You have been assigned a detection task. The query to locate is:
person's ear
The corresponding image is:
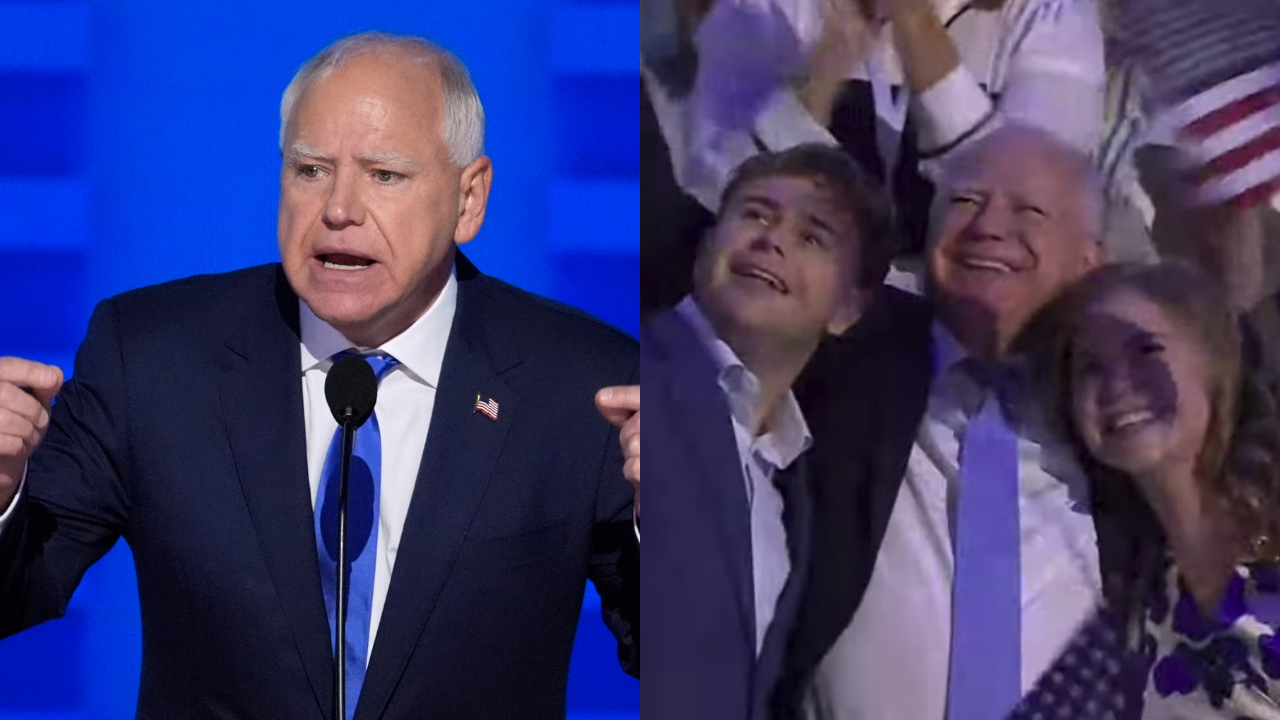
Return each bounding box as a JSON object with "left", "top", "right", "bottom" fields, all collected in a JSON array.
[
  {"left": 454, "top": 156, "right": 493, "bottom": 245},
  {"left": 1082, "top": 238, "right": 1103, "bottom": 272}
]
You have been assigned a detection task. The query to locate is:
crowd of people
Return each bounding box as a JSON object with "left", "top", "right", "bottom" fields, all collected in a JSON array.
[{"left": 643, "top": 0, "right": 1280, "bottom": 717}]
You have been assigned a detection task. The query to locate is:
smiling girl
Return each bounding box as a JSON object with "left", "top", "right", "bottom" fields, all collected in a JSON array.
[{"left": 1033, "top": 261, "right": 1280, "bottom": 717}]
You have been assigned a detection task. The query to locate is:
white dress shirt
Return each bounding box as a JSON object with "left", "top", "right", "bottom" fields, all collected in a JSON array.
[
  {"left": 300, "top": 269, "right": 456, "bottom": 664},
  {"left": 0, "top": 271, "right": 457, "bottom": 669},
  {"left": 0, "top": 475, "right": 21, "bottom": 531},
  {"left": 652, "top": 0, "right": 1105, "bottom": 211},
  {"left": 805, "top": 323, "right": 1102, "bottom": 720},
  {"left": 677, "top": 297, "right": 812, "bottom": 654}
]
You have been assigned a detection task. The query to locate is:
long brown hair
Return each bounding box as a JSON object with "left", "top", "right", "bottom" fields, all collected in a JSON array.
[{"left": 1026, "top": 262, "right": 1280, "bottom": 607}]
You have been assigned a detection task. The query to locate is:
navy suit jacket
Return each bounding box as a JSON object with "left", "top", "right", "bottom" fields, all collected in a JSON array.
[
  {"left": 642, "top": 308, "right": 812, "bottom": 720},
  {"left": 0, "top": 254, "right": 639, "bottom": 719}
]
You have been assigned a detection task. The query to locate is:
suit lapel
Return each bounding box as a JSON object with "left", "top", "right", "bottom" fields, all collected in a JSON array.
[
  {"left": 217, "top": 268, "right": 333, "bottom": 717},
  {"left": 781, "top": 290, "right": 935, "bottom": 716},
  {"left": 356, "top": 259, "right": 521, "bottom": 720},
  {"left": 652, "top": 309, "right": 757, "bottom": 646},
  {"left": 860, "top": 312, "right": 934, "bottom": 593}
]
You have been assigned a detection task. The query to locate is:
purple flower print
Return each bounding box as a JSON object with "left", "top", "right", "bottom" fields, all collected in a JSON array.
[
  {"left": 1152, "top": 637, "right": 1263, "bottom": 708},
  {"left": 1153, "top": 643, "right": 1200, "bottom": 696},
  {"left": 1173, "top": 574, "right": 1247, "bottom": 641}
]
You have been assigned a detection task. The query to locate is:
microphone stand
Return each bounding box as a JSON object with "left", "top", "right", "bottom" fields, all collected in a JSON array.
[{"left": 334, "top": 406, "right": 356, "bottom": 720}]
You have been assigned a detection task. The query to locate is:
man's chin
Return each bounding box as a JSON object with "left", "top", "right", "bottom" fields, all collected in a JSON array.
[
  {"left": 722, "top": 310, "right": 819, "bottom": 346},
  {"left": 937, "top": 277, "right": 1034, "bottom": 315},
  {"left": 300, "top": 292, "right": 384, "bottom": 333}
]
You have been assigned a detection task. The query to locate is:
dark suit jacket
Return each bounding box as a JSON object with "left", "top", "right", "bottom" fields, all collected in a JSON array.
[
  {"left": 642, "top": 307, "right": 812, "bottom": 720},
  {"left": 0, "top": 254, "right": 639, "bottom": 720}
]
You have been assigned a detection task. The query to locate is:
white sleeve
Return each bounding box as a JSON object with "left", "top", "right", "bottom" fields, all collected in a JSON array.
[
  {"left": 753, "top": 86, "right": 841, "bottom": 151},
  {"left": 915, "top": 0, "right": 1106, "bottom": 167},
  {"left": 0, "top": 466, "right": 27, "bottom": 536},
  {"left": 912, "top": 65, "right": 999, "bottom": 156}
]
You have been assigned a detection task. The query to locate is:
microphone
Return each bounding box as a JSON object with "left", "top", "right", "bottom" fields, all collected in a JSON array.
[
  {"left": 323, "top": 355, "right": 379, "bottom": 720},
  {"left": 326, "top": 355, "right": 377, "bottom": 429}
]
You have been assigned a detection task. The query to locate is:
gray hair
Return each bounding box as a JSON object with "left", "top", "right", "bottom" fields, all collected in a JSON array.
[{"left": 279, "top": 31, "right": 485, "bottom": 166}]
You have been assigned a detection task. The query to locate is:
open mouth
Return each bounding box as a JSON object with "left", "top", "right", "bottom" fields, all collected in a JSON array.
[
  {"left": 956, "top": 255, "right": 1017, "bottom": 274},
  {"left": 1103, "top": 408, "right": 1159, "bottom": 435},
  {"left": 318, "top": 253, "right": 375, "bottom": 271},
  {"left": 730, "top": 262, "right": 789, "bottom": 294}
]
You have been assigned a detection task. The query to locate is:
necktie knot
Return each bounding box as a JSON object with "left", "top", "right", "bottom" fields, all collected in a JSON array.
[
  {"left": 333, "top": 350, "right": 400, "bottom": 382},
  {"left": 960, "top": 357, "right": 1021, "bottom": 392},
  {"left": 957, "top": 357, "right": 1026, "bottom": 422}
]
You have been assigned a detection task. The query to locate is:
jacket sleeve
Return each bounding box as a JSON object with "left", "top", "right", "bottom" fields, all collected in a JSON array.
[
  {"left": 0, "top": 298, "right": 131, "bottom": 638},
  {"left": 587, "top": 353, "right": 641, "bottom": 678}
]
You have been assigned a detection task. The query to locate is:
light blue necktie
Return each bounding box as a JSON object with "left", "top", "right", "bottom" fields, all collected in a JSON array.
[
  {"left": 315, "top": 351, "right": 399, "bottom": 720},
  {"left": 947, "top": 364, "right": 1022, "bottom": 720}
]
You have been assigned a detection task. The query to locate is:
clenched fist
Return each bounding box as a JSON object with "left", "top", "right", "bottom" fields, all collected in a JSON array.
[
  {"left": 0, "top": 357, "right": 63, "bottom": 510},
  {"left": 595, "top": 385, "right": 640, "bottom": 510}
]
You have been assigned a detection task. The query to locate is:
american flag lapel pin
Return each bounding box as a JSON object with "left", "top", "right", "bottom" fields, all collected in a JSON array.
[{"left": 474, "top": 394, "right": 499, "bottom": 421}]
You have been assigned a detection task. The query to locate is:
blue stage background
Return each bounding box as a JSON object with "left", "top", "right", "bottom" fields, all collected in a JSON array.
[{"left": 0, "top": 1, "right": 637, "bottom": 717}]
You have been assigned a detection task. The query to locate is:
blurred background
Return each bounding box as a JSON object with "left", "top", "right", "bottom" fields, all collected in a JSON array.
[{"left": 0, "top": 0, "right": 637, "bottom": 717}]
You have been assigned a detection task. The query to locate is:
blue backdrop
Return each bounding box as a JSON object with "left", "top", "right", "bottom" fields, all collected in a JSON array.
[{"left": 0, "top": 1, "right": 638, "bottom": 717}]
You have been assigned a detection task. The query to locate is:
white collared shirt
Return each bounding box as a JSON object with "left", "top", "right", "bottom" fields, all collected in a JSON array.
[
  {"left": 805, "top": 322, "right": 1102, "bottom": 720},
  {"left": 676, "top": 296, "right": 812, "bottom": 654},
  {"left": 650, "top": 0, "right": 1105, "bottom": 212},
  {"left": 299, "top": 268, "right": 457, "bottom": 663}
]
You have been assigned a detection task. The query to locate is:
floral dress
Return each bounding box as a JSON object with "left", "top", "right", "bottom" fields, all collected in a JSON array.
[{"left": 1144, "top": 561, "right": 1280, "bottom": 719}]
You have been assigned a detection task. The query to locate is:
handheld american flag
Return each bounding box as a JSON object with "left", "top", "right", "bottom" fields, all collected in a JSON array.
[
  {"left": 474, "top": 394, "right": 499, "bottom": 421},
  {"left": 1119, "top": 0, "right": 1280, "bottom": 207}
]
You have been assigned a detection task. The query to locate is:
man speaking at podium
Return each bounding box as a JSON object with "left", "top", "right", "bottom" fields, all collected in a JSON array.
[{"left": 0, "top": 32, "right": 639, "bottom": 719}]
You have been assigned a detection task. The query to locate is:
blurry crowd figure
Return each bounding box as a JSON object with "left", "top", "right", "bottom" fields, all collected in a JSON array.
[
  {"left": 1100, "top": 0, "right": 1280, "bottom": 364},
  {"left": 642, "top": 0, "right": 1280, "bottom": 717}
]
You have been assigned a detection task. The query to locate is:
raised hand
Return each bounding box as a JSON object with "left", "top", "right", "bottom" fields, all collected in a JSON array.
[
  {"left": 798, "top": 0, "right": 879, "bottom": 125},
  {"left": 595, "top": 385, "right": 640, "bottom": 508},
  {"left": 0, "top": 357, "right": 63, "bottom": 511}
]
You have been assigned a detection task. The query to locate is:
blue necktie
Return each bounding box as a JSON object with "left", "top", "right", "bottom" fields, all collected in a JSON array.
[
  {"left": 315, "top": 351, "right": 399, "bottom": 720},
  {"left": 947, "top": 365, "right": 1022, "bottom": 720}
]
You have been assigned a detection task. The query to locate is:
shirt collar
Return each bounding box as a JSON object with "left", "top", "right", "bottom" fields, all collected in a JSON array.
[
  {"left": 676, "top": 296, "right": 812, "bottom": 469},
  {"left": 931, "top": 319, "right": 1043, "bottom": 431},
  {"left": 299, "top": 264, "right": 457, "bottom": 389},
  {"left": 676, "top": 295, "right": 741, "bottom": 377},
  {"left": 931, "top": 320, "right": 970, "bottom": 382}
]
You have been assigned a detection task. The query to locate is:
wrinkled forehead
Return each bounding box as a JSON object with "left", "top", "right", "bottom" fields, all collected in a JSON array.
[
  {"left": 945, "top": 136, "right": 1083, "bottom": 196},
  {"left": 959, "top": 126, "right": 1101, "bottom": 201},
  {"left": 292, "top": 51, "right": 445, "bottom": 133}
]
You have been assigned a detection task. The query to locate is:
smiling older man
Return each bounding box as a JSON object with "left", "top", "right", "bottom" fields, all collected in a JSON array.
[
  {"left": 0, "top": 32, "right": 638, "bottom": 720},
  {"left": 774, "top": 124, "right": 1138, "bottom": 720}
]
